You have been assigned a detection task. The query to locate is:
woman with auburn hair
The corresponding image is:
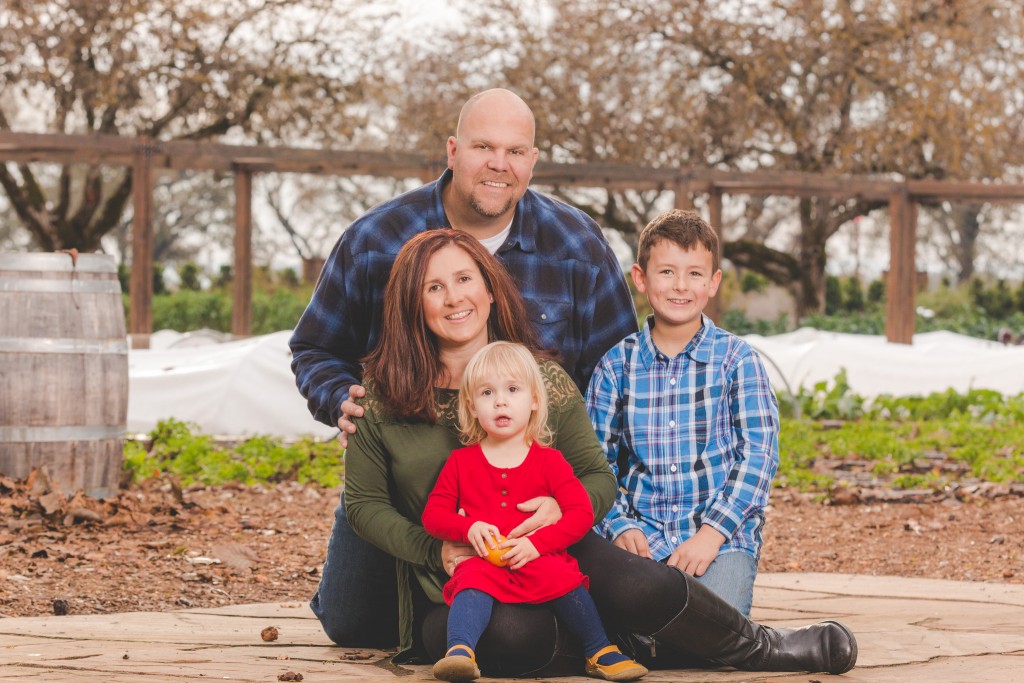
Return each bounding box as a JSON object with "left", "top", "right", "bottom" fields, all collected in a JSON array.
[
  {"left": 362, "top": 229, "right": 552, "bottom": 424},
  {"left": 332, "top": 229, "right": 856, "bottom": 678}
]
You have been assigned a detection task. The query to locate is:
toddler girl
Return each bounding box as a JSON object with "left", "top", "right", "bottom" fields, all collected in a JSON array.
[{"left": 422, "top": 341, "right": 647, "bottom": 682}]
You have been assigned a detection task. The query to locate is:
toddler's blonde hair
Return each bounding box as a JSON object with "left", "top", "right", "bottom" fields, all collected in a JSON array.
[{"left": 458, "top": 341, "right": 551, "bottom": 446}]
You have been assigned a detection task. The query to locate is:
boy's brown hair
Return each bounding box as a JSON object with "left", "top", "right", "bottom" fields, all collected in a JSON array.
[{"left": 636, "top": 209, "right": 721, "bottom": 273}]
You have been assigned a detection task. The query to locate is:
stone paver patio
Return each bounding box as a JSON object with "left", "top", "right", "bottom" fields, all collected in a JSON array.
[{"left": 2, "top": 572, "right": 1023, "bottom": 682}]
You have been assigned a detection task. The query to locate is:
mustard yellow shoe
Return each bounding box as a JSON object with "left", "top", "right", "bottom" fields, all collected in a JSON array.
[
  {"left": 584, "top": 645, "right": 649, "bottom": 681},
  {"left": 432, "top": 645, "right": 481, "bottom": 682}
]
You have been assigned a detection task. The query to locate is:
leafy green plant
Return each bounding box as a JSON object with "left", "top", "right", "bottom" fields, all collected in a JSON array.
[
  {"left": 123, "top": 419, "right": 344, "bottom": 487},
  {"left": 776, "top": 374, "right": 1024, "bottom": 493},
  {"left": 123, "top": 381, "right": 1022, "bottom": 499},
  {"left": 783, "top": 369, "right": 865, "bottom": 420}
]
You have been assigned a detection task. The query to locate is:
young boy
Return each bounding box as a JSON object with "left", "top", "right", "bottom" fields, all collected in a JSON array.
[{"left": 585, "top": 209, "right": 779, "bottom": 617}]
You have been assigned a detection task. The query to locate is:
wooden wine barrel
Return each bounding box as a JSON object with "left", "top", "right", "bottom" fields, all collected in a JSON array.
[{"left": 0, "top": 253, "right": 128, "bottom": 498}]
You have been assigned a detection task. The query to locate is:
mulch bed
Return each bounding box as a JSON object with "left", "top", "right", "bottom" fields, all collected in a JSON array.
[{"left": 1, "top": 467, "right": 1021, "bottom": 619}]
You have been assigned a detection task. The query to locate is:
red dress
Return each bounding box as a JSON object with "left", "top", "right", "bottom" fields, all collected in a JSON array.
[{"left": 421, "top": 442, "right": 595, "bottom": 605}]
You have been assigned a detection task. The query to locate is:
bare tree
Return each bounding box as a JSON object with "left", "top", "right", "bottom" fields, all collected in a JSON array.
[
  {"left": 0, "top": 0, "right": 394, "bottom": 251},
  {"left": 392, "top": 0, "right": 1024, "bottom": 315}
]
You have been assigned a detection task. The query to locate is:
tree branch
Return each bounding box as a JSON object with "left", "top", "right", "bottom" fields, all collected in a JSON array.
[{"left": 723, "top": 239, "right": 801, "bottom": 287}]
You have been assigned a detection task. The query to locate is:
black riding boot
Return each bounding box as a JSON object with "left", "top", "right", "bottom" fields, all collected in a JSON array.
[{"left": 636, "top": 571, "right": 857, "bottom": 674}]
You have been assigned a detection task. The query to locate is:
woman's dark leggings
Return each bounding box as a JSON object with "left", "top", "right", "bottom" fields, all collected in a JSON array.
[
  {"left": 420, "top": 532, "right": 689, "bottom": 676},
  {"left": 447, "top": 586, "right": 610, "bottom": 660}
]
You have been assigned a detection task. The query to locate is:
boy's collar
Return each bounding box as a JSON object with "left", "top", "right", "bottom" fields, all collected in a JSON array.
[{"left": 638, "top": 314, "right": 715, "bottom": 367}]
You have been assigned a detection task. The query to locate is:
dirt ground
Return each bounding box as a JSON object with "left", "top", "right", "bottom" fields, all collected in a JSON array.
[{"left": 1, "top": 470, "right": 1022, "bottom": 619}]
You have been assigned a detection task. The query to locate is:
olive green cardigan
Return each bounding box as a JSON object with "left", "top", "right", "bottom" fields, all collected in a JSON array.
[{"left": 344, "top": 360, "right": 616, "bottom": 651}]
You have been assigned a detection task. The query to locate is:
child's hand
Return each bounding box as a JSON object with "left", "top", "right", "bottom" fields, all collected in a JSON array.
[
  {"left": 498, "top": 536, "right": 539, "bottom": 570},
  {"left": 467, "top": 521, "right": 503, "bottom": 558},
  {"left": 667, "top": 526, "right": 726, "bottom": 577},
  {"left": 613, "top": 529, "right": 652, "bottom": 559}
]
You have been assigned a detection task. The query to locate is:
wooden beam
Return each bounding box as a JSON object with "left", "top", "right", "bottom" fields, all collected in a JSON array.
[
  {"left": 163, "top": 140, "right": 440, "bottom": 177},
  {"left": 906, "top": 178, "right": 1024, "bottom": 203},
  {"left": 6, "top": 132, "right": 1024, "bottom": 202},
  {"left": 886, "top": 190, "right": 917, "bottom": 344},
  {"left": 231, "top": 168, "right": 254, "bottom": 337},
  {"left": 129, "top": 141, "right": 155, "bottom": 348},
  {"left": 706, "top": 172, "right": 897, "bottom": 200},
  {"left": 7, "top": 130, "right": 1024, "bottom": 353}
]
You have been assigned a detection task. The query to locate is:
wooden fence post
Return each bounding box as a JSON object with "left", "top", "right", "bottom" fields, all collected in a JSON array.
[
  {"left": 886, "top": 188, "right": 917, "bottom": 344},
  {"left": 705, "top": 187, "right": 724, "bottom": 323},
  {"left": 129, "top": 139, "right": 155, "bottom": 348},
  {"left": 232, "top": 168, "right": 253, "bottom": 337},
  {"left": 674, "top": 179, "right": 694, "bottom": 210}
]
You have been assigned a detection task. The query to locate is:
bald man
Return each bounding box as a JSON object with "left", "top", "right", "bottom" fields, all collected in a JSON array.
[{"left": 290, "top": 89, "right": 637, "bottom": 648}]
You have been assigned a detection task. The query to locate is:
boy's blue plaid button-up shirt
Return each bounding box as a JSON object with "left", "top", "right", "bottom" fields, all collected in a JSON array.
[
  {"left": 289, "top": 170, "right": 637, "bottom": 427},
  {"left": 586, "top": 315, "right": 779, "bottom": 560}
]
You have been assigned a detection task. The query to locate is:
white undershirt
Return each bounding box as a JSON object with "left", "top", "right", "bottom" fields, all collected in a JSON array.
[{"left": 476, "top": 220, "right": 513, "bottom": 255}]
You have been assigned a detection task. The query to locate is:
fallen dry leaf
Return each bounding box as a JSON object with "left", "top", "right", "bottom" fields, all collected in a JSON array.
[
  {"left": 277, "top": 672, "right": 303, "bottom": 682},
  {"left": 38, "top": 491, "right": 65, "bottom": 515},
  {"left": 211, "top": 542, "right": 259, "bottom": 572},
  {"left": 64, "top": 508, "right": 103, "bottom": 525},
  {"left": 261, "top": 626, "right": 279, "bottom": 642},
  {"left": 338, "top": 652, "right": 374, "bottom": 661}
]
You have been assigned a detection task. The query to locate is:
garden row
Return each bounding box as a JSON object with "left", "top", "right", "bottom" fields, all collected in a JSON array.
[{"left": 124, "top": 378, "right": 1024, "bottom": 496}]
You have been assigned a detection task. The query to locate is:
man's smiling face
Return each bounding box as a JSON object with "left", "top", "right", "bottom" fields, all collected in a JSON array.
[{"left": 445, "top": 90, "right": 539, "bottom": 226}]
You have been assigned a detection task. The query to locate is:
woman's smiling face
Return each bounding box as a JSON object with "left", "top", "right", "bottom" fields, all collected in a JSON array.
[{"left": 421, "top": 244, "right": 493, "bottom": 352}]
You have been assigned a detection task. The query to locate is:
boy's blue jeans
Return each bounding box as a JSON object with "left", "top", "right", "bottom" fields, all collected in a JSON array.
[{"left": 692, "top": 551, "right": 758, "bottom": 617}]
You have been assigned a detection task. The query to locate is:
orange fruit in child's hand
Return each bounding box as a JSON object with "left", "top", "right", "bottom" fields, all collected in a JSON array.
[{"left": 483, "top": 535, "right": 509, "bottom": 567}]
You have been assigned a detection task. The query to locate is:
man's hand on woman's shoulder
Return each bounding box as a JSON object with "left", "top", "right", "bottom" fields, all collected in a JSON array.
[{"left": 337, "top": 384, "right": 366, "bottom": 448}]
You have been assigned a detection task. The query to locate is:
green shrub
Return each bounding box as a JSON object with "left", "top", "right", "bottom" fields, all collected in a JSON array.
[
  {"left": 740, "top": 271, "right": 768, "bottom": 294},
  {"left": 178, "top": 262, "right": 203, "bottom": 291},
  {"left": 123, "top": 286, "right": 313, "bottom": 334},
  {"left": 867, "top": 279, "right": 885, "bottom": 305},
  {"left": 251, "top": 288, "right": 312, "bottom": 335},
  {"left": 718, "top": 310, "right": 791, "bottom": 337},
  {"left": 152, "top": 290, "right": 232, "bottom": 332},
  {"left": 843, "top": 275, "right": 865, "bottom": 312},
  {"left": 824, "top": 275, "right": 842, "bottom": 315}
]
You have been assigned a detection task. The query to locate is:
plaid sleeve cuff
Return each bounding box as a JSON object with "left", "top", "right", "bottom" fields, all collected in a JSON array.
[{"left": 700, "top": 503, "right": 742, "bottom": 541}]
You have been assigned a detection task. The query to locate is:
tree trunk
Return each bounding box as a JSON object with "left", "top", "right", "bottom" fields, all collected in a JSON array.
[
  {"left": 950, "top": 203, "right": 982, "bottom": 284},
  {"left": 795, "top": 198, "right": 830, "bottom": 318}
]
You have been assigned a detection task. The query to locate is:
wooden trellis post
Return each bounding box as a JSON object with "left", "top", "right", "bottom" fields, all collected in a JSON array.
[
  {"left": 232, "top": 167, "right": 254, "bottom": 337},
  {"left": 886, "top": 188, "right": 918, "bottom": 344},
  {"left": 673, "top": 178, "right": 695, "bottom": 210},
  {"left": 129, "top": 140, "right": 155, "bottom": 349},
  {"left": 706, "top": 187, "right": 724, "bottom": 323}
]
